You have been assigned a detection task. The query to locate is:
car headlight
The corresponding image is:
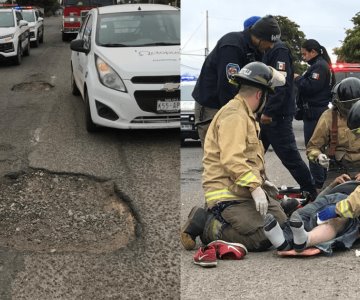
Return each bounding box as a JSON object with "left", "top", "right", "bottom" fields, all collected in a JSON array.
[
  {"left": 181, "top": 101, "right": 195, "bottom": 112},
  {"left": 0, "top": 33, "right": 14, "bottom": 41},
  {"left": 95, "top": 55, "right": 126, "bottom": 92}
]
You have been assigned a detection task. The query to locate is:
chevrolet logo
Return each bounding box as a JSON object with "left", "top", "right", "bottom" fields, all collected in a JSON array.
[{"left": 162, "top": 82, "right": 180, "bottom": 92}]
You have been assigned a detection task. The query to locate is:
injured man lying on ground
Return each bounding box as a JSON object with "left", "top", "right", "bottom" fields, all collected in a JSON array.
[{"left": 264, "top": 176, "right": 360, "bottom": 256}]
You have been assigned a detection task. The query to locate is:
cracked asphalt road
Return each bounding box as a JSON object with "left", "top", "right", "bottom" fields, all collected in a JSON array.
[{"left": 0, "top": 16, "right": 180, "bottom": 299}]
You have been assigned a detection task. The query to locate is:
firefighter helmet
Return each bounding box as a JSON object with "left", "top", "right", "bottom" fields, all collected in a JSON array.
[
  {"left": 347, "top": 99, "right": 360, "bottom": 131},
  {"left": 231, "top": 61, "right": 285, "bottom": 93},
  {"left": 332, "top": 77, "right": 360, "bottom": 117}
]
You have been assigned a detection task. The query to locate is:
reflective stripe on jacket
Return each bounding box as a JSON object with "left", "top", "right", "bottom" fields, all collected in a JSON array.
[
  {"left": 335, "top": 186, "right": 360, "bottom": 218},
  {"left": 202, "top": 95, "right": 265, "bottom": 208},
  {"left": 306, "top": 108, "right": 360, "bottom": 162}
]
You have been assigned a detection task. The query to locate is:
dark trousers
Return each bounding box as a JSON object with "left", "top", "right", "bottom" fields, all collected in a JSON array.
[
  {"left": 194, "top": 102, "right": 218, "bottom": 148},
  {"left": 303, "top": 106, "right": 328, "bottom": 189},
  {"left": 220, "top": 197, "right": 287, "bottom": 251},
  {"left": 261, "top": 116, "right": 316, "bottom": 194}
]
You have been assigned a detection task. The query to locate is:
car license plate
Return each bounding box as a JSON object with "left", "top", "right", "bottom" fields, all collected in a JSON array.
[
  {"left": 181, "top": 124, "right": 192, "bottom": 130},
  {"left": 157, "top": 99, "right": 180, "bottom": 112}
]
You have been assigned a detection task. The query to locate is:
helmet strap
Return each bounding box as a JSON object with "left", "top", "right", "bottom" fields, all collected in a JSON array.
[{"left": 254, "top": 89, "right": 268, "bottom": 114}]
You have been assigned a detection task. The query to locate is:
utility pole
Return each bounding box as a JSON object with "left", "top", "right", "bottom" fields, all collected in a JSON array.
[{"left": 205, "top": 10, "right": 209, "bottom": 57}]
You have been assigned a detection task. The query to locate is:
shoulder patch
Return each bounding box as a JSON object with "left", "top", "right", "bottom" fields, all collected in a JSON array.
[
  {"left": 226, "top": 63, "right": 240, "bottom": 80},
  {"left": 311, "top": 72, "right": 320, "bottom": 80},
  {"left": 276, "top": 61, "right": 286, "bottom": 71}
]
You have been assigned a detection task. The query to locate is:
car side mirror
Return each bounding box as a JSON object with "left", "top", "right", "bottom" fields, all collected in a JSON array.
[
  {"left": 19, "top": 20, "right": 28, "bottom": 27},
  {"left": 38, "top": 17, "right": 44, "bottom": 22},
  {"left": 70, "top": 39, "right": 90, "bottom": 54}
]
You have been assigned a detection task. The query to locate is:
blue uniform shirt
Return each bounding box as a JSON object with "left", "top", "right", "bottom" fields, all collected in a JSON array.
[
  {"left": 192, "top": 29, "right": 262, "bottom": 109},
  {"left": 294, "top": 55, "right": 332, "bottom": 108},
  {"left": 262, "top": 41, "right": 296, "bottom": 118}
]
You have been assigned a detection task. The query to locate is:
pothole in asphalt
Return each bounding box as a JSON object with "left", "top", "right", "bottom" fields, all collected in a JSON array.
[
  {"left": 0, "top": 170, "right": 136, "bottom": 253},
  {"left": 11, "top": 81, "right": 54, "bottom": 92}
]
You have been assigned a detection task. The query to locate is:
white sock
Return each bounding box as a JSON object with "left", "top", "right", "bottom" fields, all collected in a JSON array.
[
  {"left": 264, "top": 214, "right": 290, "bottom": 251},
  {"left": 290, "top": 211, "right": 308, "bottom": 252}
]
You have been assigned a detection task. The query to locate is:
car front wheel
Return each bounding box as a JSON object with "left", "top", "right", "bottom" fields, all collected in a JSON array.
[
  {"left": 84, "top": 90, "right": 98, "bottom": 133},
  {"left": 71, "top": 69, "right": 80, "bottom": 96},
  {"left": 33, "top": 32, "right": 40, "bottom": 47},
  {"left": 39, "top": 29, "right": 44, "bottom": 43},
  {"left": 14, "top": 42, "right": 22, "bottom": 65},
  {"left": 23, "top": 38, "right": 30, "bottom": 56}
]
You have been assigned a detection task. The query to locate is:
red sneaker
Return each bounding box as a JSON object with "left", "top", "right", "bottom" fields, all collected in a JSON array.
[
  {"left": 193, "top": 245, "right": 217, "bottom": 267},
  {"left": 208, "top": 240, "right": 248, "bottom": 260}
]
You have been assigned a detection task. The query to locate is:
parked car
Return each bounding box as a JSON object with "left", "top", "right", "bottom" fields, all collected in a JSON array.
[
  {"left": 19, "top": 6, "right": 44, "bottom": 47},
  {"left": 332, "top": 63, "right": 360, "bottom": 82},
  {"left": 0, "top": 6, "right": 30, "bottom": 65},
  {"left": 70, "top": 3, "right": 180, "bottom": 132},
  {"left": 181, "top": 81, "right": 199, "bottom": 145}
]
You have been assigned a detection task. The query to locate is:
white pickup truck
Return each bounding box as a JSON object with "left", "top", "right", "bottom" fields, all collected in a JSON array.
[
  {"left": 20, "top": 6, "right": 44, "bottom": 47},
  {"left": 0, "top": 7, "right": 30, "bottom": 65}
]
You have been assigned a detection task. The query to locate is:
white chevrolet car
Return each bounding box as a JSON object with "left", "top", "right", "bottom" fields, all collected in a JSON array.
[
  {"left": 0, "top": 7, "right": 30, "bottom": 65},
  {"left": 20, "top": 6, "right": 44, "bottom": 47},
  {"left": 70, "top": 4, "right": 180, "bottom": 132}
]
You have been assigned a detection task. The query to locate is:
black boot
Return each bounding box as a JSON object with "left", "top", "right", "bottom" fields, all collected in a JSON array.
[
  {"left": 200, "top": 211, "right": 222, "bottom": 246},
  {"left": 180, "top": 206, "right": 207, "bottom": 250},
  {"left": 280, "top": 198, "right": 300, "bottom": 217}
]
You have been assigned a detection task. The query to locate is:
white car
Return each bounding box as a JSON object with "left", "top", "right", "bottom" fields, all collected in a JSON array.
[
  {"left": 0, "top": 7, "right": 30, "bottom": 65},
  {"left": 70, "top": 4, "right": 180, "bottom": 132},
  {"left": 180, "top": 80, "right": 199, "bottom": 144},
  {"left": 20, "top": 6, "right": 44, "bottom": 47}
]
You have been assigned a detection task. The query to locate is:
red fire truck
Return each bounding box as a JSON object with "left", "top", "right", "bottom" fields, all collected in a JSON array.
[{"left": 61, "top": 0, "right": 116, "bottom": 41}]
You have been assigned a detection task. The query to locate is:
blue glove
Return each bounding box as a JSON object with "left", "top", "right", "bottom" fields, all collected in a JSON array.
[{"left": 317, "top": 205, "right": 338, "bottom": 221}]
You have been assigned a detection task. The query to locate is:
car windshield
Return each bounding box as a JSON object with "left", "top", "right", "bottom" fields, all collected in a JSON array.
[
  {"left": 96, "top": 10, "right": 180, "bottom": 47},
  {"left": 0, "top": 12, "right": 15, "bottom": 27},
  {"left": 21, "top": 11, "right": 35, "bottom": 22},
  {"left": 63, "top": 0, "right": 114, "bottom": 6},
  {"left": 181, "top": 84, "right": 195, "bottom": 101}
]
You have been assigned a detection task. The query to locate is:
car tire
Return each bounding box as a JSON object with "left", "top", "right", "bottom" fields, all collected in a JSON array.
[
  {"left": 39, "top": 29, "right": 44, "bottom": 43},
  {"left": 84, "top": 90, "right": 98, "bottom": 133},
  {"left": 14, "top": 42, "right": 22, "bottom": 65},
  {"left": 71, "top": 69, "right": 81, "bottom": 96},
  {"left": 62, "top": 32, "right": 68, "bottom": 42},
  {"left": 23, "top": 38, "right": 30, "bottom": 56},
  {"left": 33, "top": 32, "right": 40, "bottom": 47}
]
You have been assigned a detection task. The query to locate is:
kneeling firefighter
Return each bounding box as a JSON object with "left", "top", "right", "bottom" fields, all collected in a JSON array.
[{"left": 181, "top": 61, "right": 288, "bottom": 252}]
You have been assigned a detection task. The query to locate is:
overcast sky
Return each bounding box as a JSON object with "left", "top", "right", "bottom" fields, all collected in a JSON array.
[{"left": 181, "top": 0, "right": 359, "bottom": 75}]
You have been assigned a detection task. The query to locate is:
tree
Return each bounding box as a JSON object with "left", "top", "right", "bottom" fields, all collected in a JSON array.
[
  {"left": 274, "top": 15, "right": 306, "bottom": 74},
  {"left": 334, "top": 12, "right": 360, "bottom": 62}
]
